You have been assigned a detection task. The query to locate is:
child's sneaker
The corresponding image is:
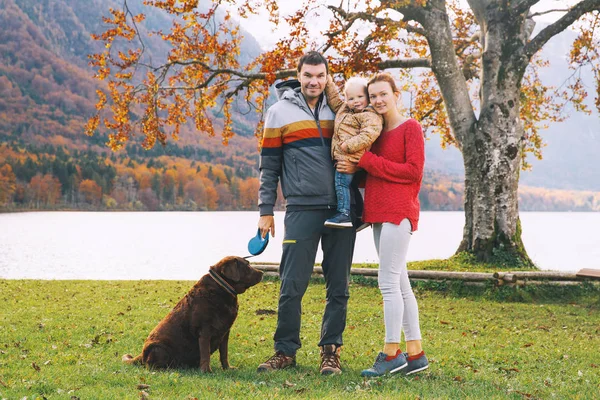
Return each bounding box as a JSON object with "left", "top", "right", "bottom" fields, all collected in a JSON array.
[
  {"left": 360, "top": 350, "right": 407, "bottom": 377},
  {"left": 404, "top": 351, "right": 429, "bottom": 375},
  {"left": 324, "top": 213, "right": 353, "bottom": 228}
]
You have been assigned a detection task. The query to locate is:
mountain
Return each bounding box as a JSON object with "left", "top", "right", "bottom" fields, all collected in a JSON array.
[
  {"left": 0, "top": 0, "right": 263, "bottom": 148},
  {"left": 0, "top": 1, "right": 598, "bottom": 212}
]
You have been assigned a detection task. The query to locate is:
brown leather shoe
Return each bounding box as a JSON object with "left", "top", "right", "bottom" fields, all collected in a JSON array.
[
  {"left": 257, "top": 351, "right": 296, "bottom": 372},
  {"left": 320, "top": 345, "right": 342, "bottom": 375}
]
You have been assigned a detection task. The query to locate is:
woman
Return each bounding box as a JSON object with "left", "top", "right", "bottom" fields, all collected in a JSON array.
[{"left": 337, "top": 73, "right": 428, "bottom": 377}]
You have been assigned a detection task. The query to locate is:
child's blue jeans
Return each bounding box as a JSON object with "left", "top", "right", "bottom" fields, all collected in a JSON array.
[{"left": 334, "top": 170, "right": 354, "bottom": 216}]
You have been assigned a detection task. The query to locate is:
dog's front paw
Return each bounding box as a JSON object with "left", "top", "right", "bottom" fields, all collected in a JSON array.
[
  {"left": 200, "top": 365, "right": 212, "bottom": 373},
  {"left": 222, "top": 364, "right": 236, "bottom": 370}
]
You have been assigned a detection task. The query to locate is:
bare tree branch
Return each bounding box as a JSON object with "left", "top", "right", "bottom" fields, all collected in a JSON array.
[
  {"left": 525, "top": 0, "right": 600, "bottom": 57},
  {"left": 513, "top": 0, "right": 543, "bottom": 15},
  {"left": 378, "top": 58, "right": 432, "bottom": 69},
  {"left": 528, "top": 8, "right": 571, "bottom": 18},
  {"left": 418, "top": 97, "right": 444, "bottom": 121},
  {"left": 327, "top": 5, "right": 426, "bottom": 36},
  {"left": 161, "top": 56, "right": 432, "bottom": 95},
  {"left": 414, "top": 4, "right": 477, "bottom": 143},
  {"left": 164, "top": 61, "right": 297, "bottom": 83}
]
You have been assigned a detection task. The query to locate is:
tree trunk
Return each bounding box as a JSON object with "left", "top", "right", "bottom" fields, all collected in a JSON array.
[
  {"left": 457, "top": 117, "right": 534, "bottom": 267},
  {"left": 455, "top": 8, "right": 534, "bottom": 268}
]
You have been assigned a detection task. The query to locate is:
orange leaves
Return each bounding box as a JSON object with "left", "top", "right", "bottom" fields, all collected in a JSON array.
[
  {"left": 519, "top": 55, "right": 566, "bottom": 170},
  {"left": 85, "top": 0, "right": 599, "bottom": 156},
  {"left": 569, "top": 11, "right": 600, "bottom": 112},
  {"left": 85, "top": 115, "right": 100, "bottom": 137},
  {"left": 79, "top": 179, "right": 102, "bottom": 205},
  {"left": 95, "top": 91, "right": 107, "bottom": 110}
]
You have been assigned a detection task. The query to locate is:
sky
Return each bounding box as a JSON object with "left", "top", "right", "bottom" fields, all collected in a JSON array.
[{"left": 223, "top": 0, "right": 582, "bottom": 50}]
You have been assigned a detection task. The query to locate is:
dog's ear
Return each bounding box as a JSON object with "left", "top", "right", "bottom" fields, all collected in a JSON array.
[{"left": 221, "top": 259, "right": 241, "bottom": 282}]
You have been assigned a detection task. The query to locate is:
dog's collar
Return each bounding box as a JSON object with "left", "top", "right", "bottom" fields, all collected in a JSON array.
[{"left": 209, "top": 270, "right": 237, "bottom": 297}]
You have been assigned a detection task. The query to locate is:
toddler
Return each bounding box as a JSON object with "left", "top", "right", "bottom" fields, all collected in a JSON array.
[{"left": 324, "top": 75, "right": 383, "bottom": 228}]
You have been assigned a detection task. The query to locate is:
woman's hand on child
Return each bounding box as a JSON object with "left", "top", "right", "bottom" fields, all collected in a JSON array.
[{"left": 336, "top": 159, "right": 360, "bottom": 174}]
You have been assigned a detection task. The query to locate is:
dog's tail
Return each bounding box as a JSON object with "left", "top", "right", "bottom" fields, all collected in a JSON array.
[{"left": 122, "top": 353, "right": 143, "bottom": 365}]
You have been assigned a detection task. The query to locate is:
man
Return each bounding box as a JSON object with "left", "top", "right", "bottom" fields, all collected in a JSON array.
[{"left": 256, "top": 51, "right": 357, "bottom": 375}]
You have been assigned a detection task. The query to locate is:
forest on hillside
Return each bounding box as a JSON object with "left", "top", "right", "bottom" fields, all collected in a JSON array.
[{"left": 2, "top": 142, "right": 599, "bottom": 212}]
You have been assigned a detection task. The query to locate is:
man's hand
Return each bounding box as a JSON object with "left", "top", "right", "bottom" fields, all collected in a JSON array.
[
  {"left": 258, "top": 215, "right": 275, "bottom": 239},
  {"left": 340, "top": 142, "right": 349, "bottom": 154}
]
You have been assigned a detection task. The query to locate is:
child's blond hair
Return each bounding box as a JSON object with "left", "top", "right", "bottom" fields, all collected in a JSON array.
[{"left": 344, "top": 76, "right": 369, "bottom": 97}]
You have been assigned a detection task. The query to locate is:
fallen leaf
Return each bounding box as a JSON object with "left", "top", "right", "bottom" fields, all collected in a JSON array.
[
  {"left": 522, "top": 343, "right": 534, "bottom": 348},
  {"left": 283, "top": 380, "right": 296, "bottom": 388},
  {"left": 137, "top": 384, "right": 150, "bottom": 390},
  {"left": 440, "top": 320, "right": 450, "bottom": 325},
  {"left": 140, "top": 390, "right": 150, "bottom": 400},
  {"left": 294, "top": 388, "right": 307, "bottom": 394},
  {"left": 0, "top": 379, "right": 8, "bottom": 388},
  {"left": 514, "top": 390, "right": 533, "bottom": 398},
  {"left": 453, "top": 376, "right": 462, "bottom": 382},
  {"left": 591, "top": 363, "right": 598, "bottom": 368},
  {"left": 32, "top": 362, "right": 41, "bottom": 372},
  {"left": 43, "top": 360, "right": 52, "bottom": 365},
  {"left": 537, "top": 326, "right": 550, "bottom": 331}
]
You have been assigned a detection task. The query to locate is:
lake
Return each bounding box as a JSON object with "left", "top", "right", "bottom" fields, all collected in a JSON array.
[{"left": 0, "top": 211, "right": 598, "bottom": 279}]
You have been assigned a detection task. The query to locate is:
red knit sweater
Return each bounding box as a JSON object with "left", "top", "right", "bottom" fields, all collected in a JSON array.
[{"left": 357, "top": 118, "right": 425, "bottom": 231}]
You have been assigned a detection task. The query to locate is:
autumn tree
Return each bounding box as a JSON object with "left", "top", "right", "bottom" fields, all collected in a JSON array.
[
  {"left": 79, "top": 179, "right": 103, "bottom": 205},
  {"left": 0, "top": 164, "right": 17, "bottom": 205},
  {"left": 87, "top": 0, "right": 600, "bottom": 267}
]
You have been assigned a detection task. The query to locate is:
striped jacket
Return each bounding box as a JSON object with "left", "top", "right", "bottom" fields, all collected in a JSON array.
[{"left": 258, "top": 79, "right": 337, "bottom": 215}]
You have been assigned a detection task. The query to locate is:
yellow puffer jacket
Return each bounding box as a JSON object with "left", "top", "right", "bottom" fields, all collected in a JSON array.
[{"left": 325, "top": 76, "right": 383, "bottom": 163}]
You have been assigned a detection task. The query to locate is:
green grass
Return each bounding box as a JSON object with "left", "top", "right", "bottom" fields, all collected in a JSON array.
[{"left": 1, "top": 279, "right": 599, "bottom": 399}]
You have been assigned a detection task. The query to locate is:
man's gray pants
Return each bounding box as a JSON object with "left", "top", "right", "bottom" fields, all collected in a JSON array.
[{"left": 274, "top": 209, "right": 356, "bottom": 356}]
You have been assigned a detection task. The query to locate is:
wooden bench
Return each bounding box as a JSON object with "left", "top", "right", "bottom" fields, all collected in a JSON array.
[{"left": 576, "top": 269, "right": 600, "bottom": 279}]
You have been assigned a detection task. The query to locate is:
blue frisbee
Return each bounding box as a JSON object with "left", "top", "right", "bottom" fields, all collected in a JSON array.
[{"left": 248, "top": 229, "right": 269, "bottom": 256}]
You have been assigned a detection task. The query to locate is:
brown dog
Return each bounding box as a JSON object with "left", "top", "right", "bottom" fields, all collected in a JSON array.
[{"left": 122, "top": 256, "right": 263, "bottom": 372}]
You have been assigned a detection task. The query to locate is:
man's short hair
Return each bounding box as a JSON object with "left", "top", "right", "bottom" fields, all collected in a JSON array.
[{"left": 297, "top": 51, "right": 328, "bottom": 74}]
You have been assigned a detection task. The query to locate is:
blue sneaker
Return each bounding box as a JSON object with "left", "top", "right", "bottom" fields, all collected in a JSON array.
[
  {"left": 360, "top": 351, "right": 407, "bottom": 377},
  {"left": 404, "top": 352, "right": 429, "bottom": 375},
  {"left": 324, "top": 213, "right": 353, "bottom": 228}
]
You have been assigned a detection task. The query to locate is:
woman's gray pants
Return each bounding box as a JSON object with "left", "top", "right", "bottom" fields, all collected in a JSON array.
[{"left": 373, "top": 219, "right": 422, "bottom": 343}]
